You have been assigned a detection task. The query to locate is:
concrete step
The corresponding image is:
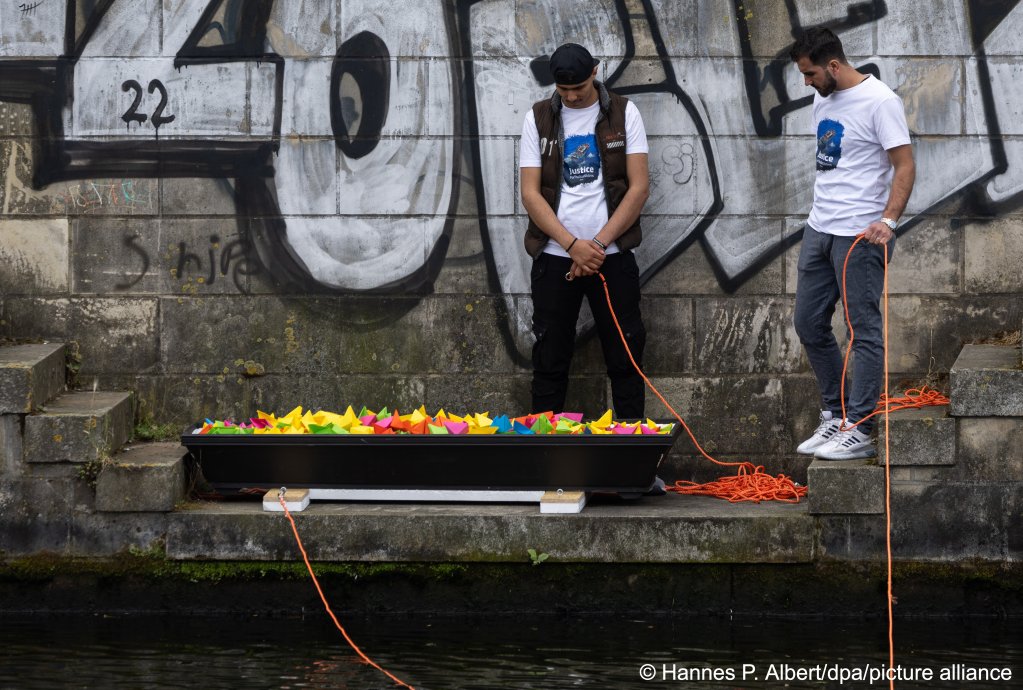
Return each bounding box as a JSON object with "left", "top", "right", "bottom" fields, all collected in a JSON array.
[
  {"left": 955, "top": 416, "right": 1023, "bottom": 481},
  {"left": 0, "top": 343, "right": 66, "bottom": 413},
  {"left": 877, "top": 407, "right": 955, "bottom": 466},
  {"left": 950, "top": 344, "right": 1023, "bottom": 416},
  {"left": 95, "top": 442, "right": 187, "bottom": 512},
  {"left": 663, "top": 453, "right": 813, "bottom": 486},
  {"left": 806, "top": 458, "right": 884, "bottom": 515},
  {"left": 25, "top": 391, "right": 132, "bottom": 464},
  {"left": 0, "top": 415, "right": 23, "bottom": 475},
  {"left": 165, "top": 496, "right": 814, "bottom": 563}
]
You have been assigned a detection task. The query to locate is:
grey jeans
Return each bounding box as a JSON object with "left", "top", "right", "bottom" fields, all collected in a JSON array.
[{"left": 793, "top": 227, "right": 896, "bottom": 434}]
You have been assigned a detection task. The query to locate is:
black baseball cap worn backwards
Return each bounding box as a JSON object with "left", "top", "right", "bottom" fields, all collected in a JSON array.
[{"left": 548, "top": 43, "right": 599, "bottom": 86}]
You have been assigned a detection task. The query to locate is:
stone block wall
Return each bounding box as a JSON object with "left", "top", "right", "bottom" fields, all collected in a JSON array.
[{"left": 1, "top": 0, "right": 1022, "bottom": 474}]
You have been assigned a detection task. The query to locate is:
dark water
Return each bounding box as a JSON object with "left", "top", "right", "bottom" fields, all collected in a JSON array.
[{"left": 1, "top": 613, "right": 1021, "bottom": 689}]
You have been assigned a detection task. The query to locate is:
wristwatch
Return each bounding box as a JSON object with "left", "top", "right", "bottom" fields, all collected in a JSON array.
[{"left": 880, "top": 217, "right": 898, "bottom": 231}]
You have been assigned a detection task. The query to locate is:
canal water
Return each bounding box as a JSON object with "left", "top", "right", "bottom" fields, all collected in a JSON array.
[{"left": 2, "top": 613, "right": 1021, "bottom": 689}]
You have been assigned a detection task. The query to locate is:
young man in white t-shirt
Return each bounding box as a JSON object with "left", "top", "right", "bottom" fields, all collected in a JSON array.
[
  {"left": 519, "top": 43, "right": 650, "bottom": 420},
  {"left": 790, "top": 28, "right": 915, "bottom": 460}
]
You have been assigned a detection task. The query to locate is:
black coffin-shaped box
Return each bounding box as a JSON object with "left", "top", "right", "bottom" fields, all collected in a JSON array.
[{"left": 182, "top": 424, "right": 682, "bottom": 494}]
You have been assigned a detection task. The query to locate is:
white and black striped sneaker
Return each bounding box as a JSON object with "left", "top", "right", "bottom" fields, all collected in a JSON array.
[
  {"left": 796, "top": 411, "right": 843, "bottom": 455},
  {"left": 814, "top": 428, "right": 876, "bottom": 460}
]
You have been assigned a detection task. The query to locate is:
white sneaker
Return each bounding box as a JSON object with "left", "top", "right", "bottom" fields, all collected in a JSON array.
[
  {"left": 814, "top": 427, "right": 876, "bottom": 460},
  {"left": 796, "top": 411, "right": 843, "bottom": 455}
]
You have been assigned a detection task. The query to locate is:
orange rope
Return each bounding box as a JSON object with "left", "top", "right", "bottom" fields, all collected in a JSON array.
[
  {"left": 277, "top": 492, "right": 415, "bottom": 689},
  {"left": 876, "top": 386, "right": 949, "bottom": 414},
  {"left": 838, "top": 236, "right": 896, "bottom": 689},
  {"left": 880, "top": 241, "right": 895, "bottom": 690},
  {"left": 839, "top": 237, "right": 949, "bottom": 434},
  {"left": 813, "top": 235, "right": 949, "bottom": 689},
  {"left": 596, "top": 274, "right": 807, "bottom": 503}
]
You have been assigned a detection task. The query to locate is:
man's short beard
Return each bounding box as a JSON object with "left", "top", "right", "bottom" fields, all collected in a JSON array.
[{"left": 817, "top": 72, "right": 838, "bottom": 97}]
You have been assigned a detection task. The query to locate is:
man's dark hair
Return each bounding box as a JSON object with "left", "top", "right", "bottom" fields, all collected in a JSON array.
[{"left": 789, "top": 28, "right": 846, "bottom": 66}]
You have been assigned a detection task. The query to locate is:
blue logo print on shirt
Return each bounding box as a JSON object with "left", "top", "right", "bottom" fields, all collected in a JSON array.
[
  {"left": 563, "top": 133, "right": 601, "bottom": 187},
  {"left": 816, "top": 118, "right": 844, "bottom": 172}
]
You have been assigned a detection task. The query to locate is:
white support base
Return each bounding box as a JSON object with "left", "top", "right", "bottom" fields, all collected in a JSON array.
[
  {"left": 263, "top": 488, "right": 311, "bottom": 512},
  {"left": 540, "top": 491, "right": 587, "bottom": 514},
  {"left": 261, "top": 488, "right": 588, "bottom": 514}
]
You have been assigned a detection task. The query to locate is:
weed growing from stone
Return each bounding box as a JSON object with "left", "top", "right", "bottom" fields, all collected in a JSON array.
[
  {"left": 133, "top": 419, "right": 180, "bottom": 441},
  {"left": 77, "top": 458, "right": 102, "bottom": 488}
]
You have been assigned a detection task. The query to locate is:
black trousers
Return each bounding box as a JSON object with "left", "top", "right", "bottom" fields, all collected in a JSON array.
[{"left": 530, "top": 251, "right": 646, "bottom": 418}]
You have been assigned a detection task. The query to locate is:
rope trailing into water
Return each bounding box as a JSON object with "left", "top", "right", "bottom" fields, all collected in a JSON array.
[
  {"left": 596, "top": 272, "right": 806, "bottom": 503},
  {"left": 270, "top": 238, "right": 952, "bottom": 690},
  {"left": 277, "top": 490, "right": 415, "bottom": 689}
]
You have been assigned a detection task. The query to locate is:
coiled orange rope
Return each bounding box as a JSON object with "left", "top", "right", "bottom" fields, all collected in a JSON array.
[
  {"left": 278, "top": 491, "right": 415, "bottom": 689},
  {"left": 839, "top": 237, "right": 948, "bottom": 434},
  {"left": 596, "top": 274, "right": 807, "bottom": 503}
]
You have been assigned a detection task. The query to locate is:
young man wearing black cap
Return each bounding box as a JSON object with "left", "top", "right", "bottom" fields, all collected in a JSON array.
[{"left": 519, "top": 42, "right": 650, "bottom": 419}]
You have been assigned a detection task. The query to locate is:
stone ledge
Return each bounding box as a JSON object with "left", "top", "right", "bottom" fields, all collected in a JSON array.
[
  {"left": 95, "top": 442, "right": 186, "bottom": 513},
  {"left": 25, "top": 391, "right": 132, "bottom": 464},
  {"left": 0, "top": 415, "right": 23, "bottom": 475},
  {"left": 876, "top": 407, "right": 955, "bottom": 466},
  {"left": 2, "top": 560, "right": 1022, "bottom": 617},
  {"left": 955, "top": 417, "right": 1023, "bottom": 481},
  {"left": 0, "top": 343, "right": 66, "bottom": 414},
  {"left": 806, "top": 459, "right": 884, "bottom": 515},
  {"left": 166, "top": 496, "right": 814, "bottom": 563},
  {"left": 950, "top": 344, "right": 1023, "bottom": 416}
]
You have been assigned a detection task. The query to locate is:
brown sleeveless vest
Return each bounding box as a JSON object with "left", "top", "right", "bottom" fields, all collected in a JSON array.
[{"left": 524, "top": 81, "right": 642, "bottom": 258}]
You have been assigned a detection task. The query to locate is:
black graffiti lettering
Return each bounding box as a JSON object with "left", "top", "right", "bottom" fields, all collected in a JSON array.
[
  {"left": 207, "top": 239, "right": 217, "bottom": 285},
  {"left": 176, "top": 242, "right": 203, "bottom": 281},
  {"left": 0, "top": 0, "right": 1019, "bottom": 361},
  {"left": 220, "top": 238, "right": 247, "bottom": 276},
  {"left": 169, "top": 236, "right": 258, "bottom": 293},
  {"left": 147, "top": 79, "right": 176, "bottom": 129},
  {"left": 331, "top": 31, "right": 390, "bottom": 159},
  {"left": 221, "top": 238, "right": 259, "bottom": 293},
  {"left": 120, "top": 79, "right": 147, "bottom": 127},
  {"left": 121, "top": 79, "right": 174, "bottom": 130},
  {"left": 663, "top": 144, "right": 695, "bottom": 185},
  {"left": 734, "top": 0, "right": 887, "bottom": 137},
  {"left": 200, "top": 22, "right": 228, "bottom": 44},
  {"left": 177, "top": 0, "right": 273, "bottom": 59},
  {"left": 115, "top": 234, "right": 150, "bottom": 290}
]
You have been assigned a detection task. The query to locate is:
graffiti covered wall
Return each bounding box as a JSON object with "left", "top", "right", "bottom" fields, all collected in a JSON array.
[{"left": 1, "top": 0, "right": 1021, "bottom": 465}]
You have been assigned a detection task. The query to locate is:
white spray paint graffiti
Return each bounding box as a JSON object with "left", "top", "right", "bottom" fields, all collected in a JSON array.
[
  {"left": 465, "top": 0, "right": 1023, "bottom": 357},
  {"left": 273, "top": 0, "right": 457, "bottom": 290},
  {"left": 1, "top": 0, "right": 1021, "bottom": 358}
]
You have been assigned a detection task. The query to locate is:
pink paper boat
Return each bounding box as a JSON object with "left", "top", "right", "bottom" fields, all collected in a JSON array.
[{"left": 443, "top": 421, "right": 469, "bottom": 435}]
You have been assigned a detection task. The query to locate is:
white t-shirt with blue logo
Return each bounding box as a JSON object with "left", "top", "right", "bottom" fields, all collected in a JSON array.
[
  {"left": 808, "top": 74, "right": 911, "bottom": 237},
  {"left": 520, "top": 99, "right": 648, "bottom": 256}
]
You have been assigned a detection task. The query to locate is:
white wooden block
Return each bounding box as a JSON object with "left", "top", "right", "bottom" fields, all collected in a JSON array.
[
  {"left": 263, "top": 488, "right": 311, "bottom": 512},
  {"left": 540, "top": 491, "right": 587, "bottom": 514}
]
